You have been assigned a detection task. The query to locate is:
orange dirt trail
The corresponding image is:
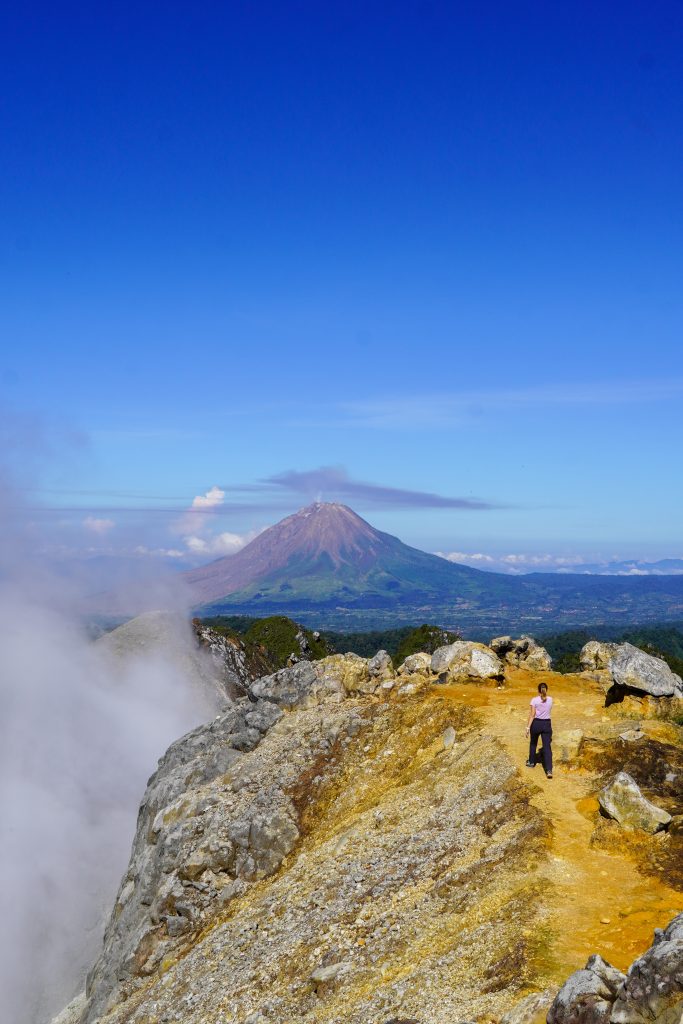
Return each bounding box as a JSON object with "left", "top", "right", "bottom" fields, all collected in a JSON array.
[{"left": 434, "top": 669, "right": 682, "bottom": 979}]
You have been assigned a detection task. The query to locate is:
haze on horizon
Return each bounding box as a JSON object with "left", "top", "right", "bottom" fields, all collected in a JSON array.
[{"left": 1, "top": 5, "right": 682, "bottom": 577}]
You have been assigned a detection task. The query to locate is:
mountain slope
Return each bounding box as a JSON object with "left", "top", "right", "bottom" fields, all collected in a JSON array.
[{"left": 183, "top": 502, "right": 524, "bottom": 610}]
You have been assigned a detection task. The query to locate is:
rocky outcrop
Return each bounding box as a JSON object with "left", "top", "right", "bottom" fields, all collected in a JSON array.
[
  {"left": 431, "top": 641, "right": 504, "bottom": 683},
  {"left": 598, "top": 772, "right": 672, "bottom": 834},
  {"left": 193, "top": 621, "right": 273, "bottom": 699},
  {"left": 548, "top": 954, "right": 626, "bottom": 1024},
  {"left": 548, "top": 914, "right": 683, "bottom": 1024},
  {"left": 580, "top": 641, "right": 619, "bottom": 673},
  {"left": 75, "top": 667, "right": 547, "bottom": 1024},
  {"left": 611, "top": 913, "right": 683, "bottom": 1024},
  {"left": 490, "top": 636, "right": 552, "bottom": 671},
  {"left": 608, "top": 644, "right": 683, "bottom": 699},
  {"left": 248, "top": 652, "right": 402, "bottom": 706}
]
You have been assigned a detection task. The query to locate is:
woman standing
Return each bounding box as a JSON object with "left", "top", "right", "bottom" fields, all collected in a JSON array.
[{"left": 525, "top": 682, "right": 553, "bottom": 778}]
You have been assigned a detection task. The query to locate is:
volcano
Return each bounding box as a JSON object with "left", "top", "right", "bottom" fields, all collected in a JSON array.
[{"left": 183, "top": 502, "right": 523, "bottom": 612}]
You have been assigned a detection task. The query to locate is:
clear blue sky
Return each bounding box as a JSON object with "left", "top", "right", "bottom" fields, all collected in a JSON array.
[{"left": 2, "top": 2, "right": 682, "bottom": 568}]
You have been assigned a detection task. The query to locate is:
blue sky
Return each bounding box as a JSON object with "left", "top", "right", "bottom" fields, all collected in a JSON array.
[{"left": 2, "top": 2, "right": 683, "bottom": 570}]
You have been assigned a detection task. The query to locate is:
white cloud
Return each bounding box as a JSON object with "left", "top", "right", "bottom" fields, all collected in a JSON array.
[
  {"left": 191, "top": 486, "right": 225, "bottom": 509},
  {"left": 82, "top": 517, "right": 115, "bottom": 535},
  {"left": 133, "top": 546, "right": 185, "bottom": 559},
  {"left": 436, "top": 551, "right": 495, "bottom": 563},
  {"left": 436, "top": 550, "right": 586, "bottom": 573},
  {"left": 184, "top": 529, "right": 260, "bottom": 558}
]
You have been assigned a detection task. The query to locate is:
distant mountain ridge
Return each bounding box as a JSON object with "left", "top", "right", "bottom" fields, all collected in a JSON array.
[
  {"left": 183, "top": 503, "right": 683, "bottom": 632},
  {"left": 183, "top": 502, "right": 522, "bottom": 608}
]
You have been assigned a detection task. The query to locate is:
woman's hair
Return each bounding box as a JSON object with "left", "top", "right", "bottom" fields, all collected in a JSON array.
[{"left": 538, "top": 682, "right": 548, "bottom": 693}]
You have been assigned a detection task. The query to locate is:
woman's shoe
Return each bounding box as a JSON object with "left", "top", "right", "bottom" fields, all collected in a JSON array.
[
  {"left": 546, "top": 772, "right": 553, "bottom": 779},
  {"left": 525, "top": 760, "right": 536, "bottom": 767}
]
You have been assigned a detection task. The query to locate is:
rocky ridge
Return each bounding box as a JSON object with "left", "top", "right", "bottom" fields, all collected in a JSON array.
[{"left": 55, "top": 629, "right": 682, "bottom": 1024}]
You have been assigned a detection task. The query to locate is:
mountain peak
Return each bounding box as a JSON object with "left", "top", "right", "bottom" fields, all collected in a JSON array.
[
  {"left": 291, "top": 501, "right": 358, "bottom": 519},
  {"left": 183, "top": 501, "right": 493, "bottom": 609}
]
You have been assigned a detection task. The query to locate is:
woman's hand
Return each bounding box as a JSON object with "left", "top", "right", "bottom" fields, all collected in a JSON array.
[{"left": 525, "top": 727, "right": 529, "bottom": 736}]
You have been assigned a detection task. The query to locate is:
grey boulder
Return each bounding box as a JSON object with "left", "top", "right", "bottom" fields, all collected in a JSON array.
[
  {"left": 598, "top": 772, "right": 672, "bottom": 834},
  {"left": 580, "top": 641, "right": 620, "bottom": 673},
  {"left": 548, "top": 955, "right": 626, "bottom": 1024},
  {"left": 609, "top": 644, "right": 683, "bottom": 699}
]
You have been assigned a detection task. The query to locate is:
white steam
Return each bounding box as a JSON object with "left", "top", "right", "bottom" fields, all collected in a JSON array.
[{"left": 0, "top": 501, "right": 220, "bottom": 1022}]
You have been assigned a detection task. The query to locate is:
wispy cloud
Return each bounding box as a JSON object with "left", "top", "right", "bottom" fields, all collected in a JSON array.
[
  {"left": 338, "top": 378, "right": 683, "bottom": 429},
  {"left": 184, "top": 529, "right": 261, "bottom": 557},
  {"left": 436, "top": 550, "right": 589, "bottom": 574},
  {"left": 82, "top": 516, "right": 115, "bottom": 535},
  {"left": 263, "top": 466, "right": 499, "bottom": 510}
]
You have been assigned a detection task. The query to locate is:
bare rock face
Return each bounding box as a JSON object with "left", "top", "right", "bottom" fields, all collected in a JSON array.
[
  {"left": 598, "top": 772, "right": 672, "bottom": 834},
  {"left": 431, "top": 641, "right": 503, "bottom": 683},
  {"left": 248, "top": 653, "right": 389, "bottom": 706},
  {"left": 193, "top": 621, "right": 273, "bottom": 699},
  {"left": 74, "top": 667, "right": 547, "bottom": 1024},
  {"left": 608, "top": 644, "right": 683, "bottom": 699},
  {"left": 490, "top": 636, "right": 552, "bottom": 672},
  {"left": 610, "top": 913, "right": 683, "bottom": 1024},
  {"left": 548, "top": 955, "right": 626, "bottom": 1024},
  {"left": 580, "top": 641, "right": 620, "bottom": 673},
  {"left": 548, "top": 914, "right": 683, "bottom": 1024}
]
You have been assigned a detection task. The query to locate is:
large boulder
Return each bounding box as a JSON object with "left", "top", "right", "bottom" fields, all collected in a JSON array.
[
  {"left": 249, "top": 653, "right": 388, "bottom": 705},
  {"left": 608, "top": 644, "right": 683, "bottom": 699},
  {"left": 598, "top": 772, "right": 672, "bottom": 834},
  {"left": 249, "top": 661, "right": 321, "bottom": 708},
  {"left": 580, "top": 641, "right": 620, "bottom": 673},
  {"left": 397, "top": 651, "right": 432, "bottom": 676},
  {"left": 314, "top": 652, "right": 377, "bottom": 695},
  {"left": 367, "top": 649, "right": 394, "bottom": 683},
  {"left": 489, "top": 635, "right": 552, "bottom": 671},
  {"left": 547, "top": 954, "right": 626, "bottom": 1024},
  {"left": 610, "top": 913, "right": 683, "bottom": 1024},
  {"left": 431, "top": 641, "right": 503, "bottom": 682}
]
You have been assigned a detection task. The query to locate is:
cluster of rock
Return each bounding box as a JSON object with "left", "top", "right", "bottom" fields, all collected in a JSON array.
[
  {"left": 580, "top": 640, "right": 683, "bottom": 703},
  {"left": 547, "top": 912, "right": 683, "bottom": 1024},
  {"left": 490, "top": 635, "right": 553, "bottom": 672}
]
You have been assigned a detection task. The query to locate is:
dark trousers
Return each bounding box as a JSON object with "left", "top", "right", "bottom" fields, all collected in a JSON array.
[{"left": 529, "top": 719, "right": 553, "bottom": 773}]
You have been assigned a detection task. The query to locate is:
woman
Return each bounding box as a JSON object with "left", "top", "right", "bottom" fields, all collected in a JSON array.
[{"left": 525, "top": 681, "right": 553, "bottom": 778}]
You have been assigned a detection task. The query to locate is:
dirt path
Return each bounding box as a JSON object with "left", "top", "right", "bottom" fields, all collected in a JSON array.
[{"left": 437, "top": 669, "right": 681, "bottom": 978}]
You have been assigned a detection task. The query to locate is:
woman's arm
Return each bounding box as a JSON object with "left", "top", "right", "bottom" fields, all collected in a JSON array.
[{"left": 525, "top": 704, "right": 535, "bottom": 735}]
